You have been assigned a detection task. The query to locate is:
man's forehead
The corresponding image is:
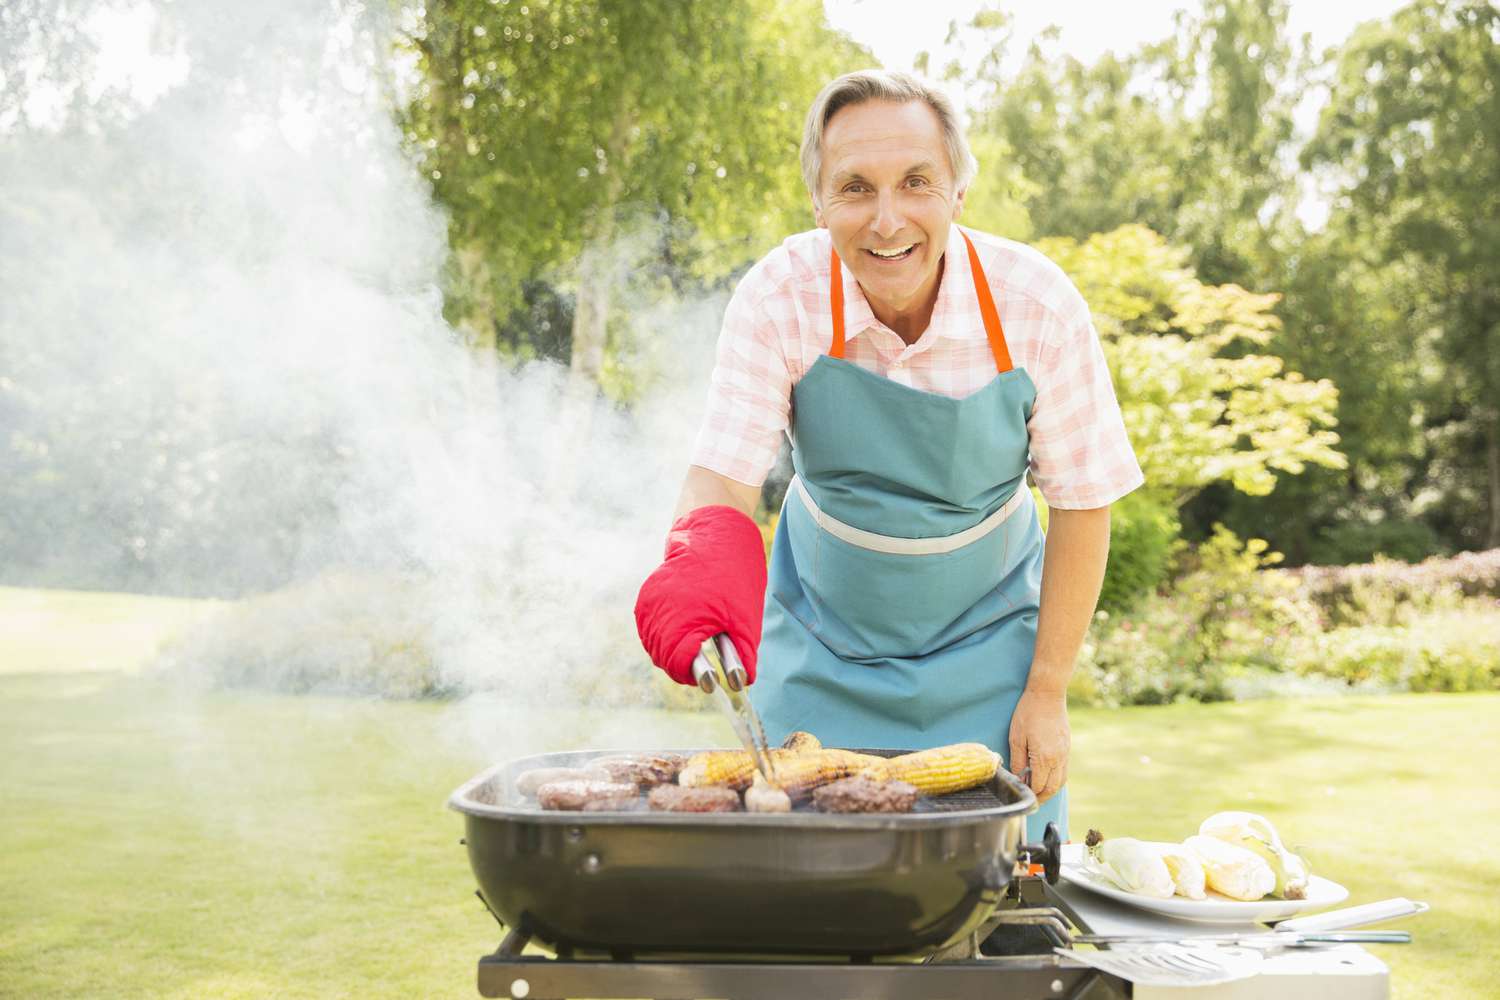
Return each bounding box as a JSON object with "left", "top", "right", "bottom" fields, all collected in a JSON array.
[{"left": 822, "top": 101, "right": 949, "bottom": 179}]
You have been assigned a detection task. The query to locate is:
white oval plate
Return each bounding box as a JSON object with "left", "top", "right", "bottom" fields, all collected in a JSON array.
[{"left": 1059, "top": 842, "right": 1349, "bottom": 924}]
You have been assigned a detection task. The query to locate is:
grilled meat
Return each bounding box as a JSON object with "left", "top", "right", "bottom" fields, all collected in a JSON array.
[
  {"left": 536, "top": 779, "right": 640, "bottom": 812},
  {"left": 590, "top": 753, "right": 685, "bottom": 788},
  {"left": 744, "top": 778, "right": 792, "bottom": 813},
  {"left": 812, "top": 776, "right": 919, "bottom": 814},
  {"left": 646, "top": 784, "right": 743, "bottom": 813},
  {"left": 516, "top": 766, "right": 610, "bottom": 797}
]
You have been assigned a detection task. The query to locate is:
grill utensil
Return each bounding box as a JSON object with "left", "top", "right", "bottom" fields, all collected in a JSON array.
[{"left": 691, "top": 633, "right": 777, "bottom": 784}]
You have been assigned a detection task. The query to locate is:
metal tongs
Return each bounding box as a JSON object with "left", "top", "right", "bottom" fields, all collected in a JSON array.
[{"left": 692, "top": 634, "right": 778, "bottom": 784}]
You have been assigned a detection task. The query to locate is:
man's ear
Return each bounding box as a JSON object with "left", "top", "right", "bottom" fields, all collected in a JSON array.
[{"left": 952, "top": 186, "right": 967, "bottom": 220}]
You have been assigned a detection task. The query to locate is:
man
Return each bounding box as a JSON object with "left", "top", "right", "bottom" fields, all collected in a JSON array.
[{"left": 635, "top": 70, "right": 1142, "bottom": 841}]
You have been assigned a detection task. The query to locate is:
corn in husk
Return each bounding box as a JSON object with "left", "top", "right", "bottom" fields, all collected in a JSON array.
[
  {"left": 1156, "top": 842, "right": 1208, "bottom": 899},
  {"left": 1184, "top": 835, "right": 1277, "bottom": 901},
  {"left": 1084, "top": 829, "right": 1175, "bottom": 899},
  {"left": 874, "top": 743, "right": 1000, "bottom": 796},
  {"left": 1199, "top": 811, "right": 1311, "bottom": 900}
]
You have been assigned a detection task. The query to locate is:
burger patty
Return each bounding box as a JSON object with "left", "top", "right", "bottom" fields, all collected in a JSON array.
[
  {"left": 812, "top": 776, "right": 919, "bottom": 814},
  {"left": 647, "top": 784, "right": 743, "bottom": 813},
  {"left": 536, "top": 779, "right": 641, "bottom": 811}
]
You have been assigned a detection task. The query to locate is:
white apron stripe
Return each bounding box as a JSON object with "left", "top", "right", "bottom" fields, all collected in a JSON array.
[{"left": 790, "top": 475, "right": 1029, "bottom": 556}]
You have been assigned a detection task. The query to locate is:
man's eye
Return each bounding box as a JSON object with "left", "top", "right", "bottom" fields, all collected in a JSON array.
[
  {"left": 844, "top": 184, "right": 866, "bottom": 194},
  {"left": 908, "top": 177, "right": 928, "bottom": 188}
]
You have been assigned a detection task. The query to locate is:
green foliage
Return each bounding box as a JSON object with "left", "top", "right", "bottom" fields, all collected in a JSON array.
[
  {"left": 1075, "top": 525, "right": 1318, "bottom": 705},
  {"left": 399, "top": 0, "right": 871, "bottom": 362},
  {"left": 1292, "top": 547, "right": 1500, "bottom": 627},
  {"left": 1287, "top": 610, "right": 1500, "bottom": 693},
  {"left": 1042, "top": 225, "right": 1345, "bottom": 506},
  {"left": 1302, "top": 0, "right": 1500, "bottom": 549},
  {"left": 1097, "top": 489, "right": 1178, "bottom": 614}
]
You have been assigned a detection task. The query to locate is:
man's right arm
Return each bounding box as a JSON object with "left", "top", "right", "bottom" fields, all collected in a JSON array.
[{"left": 672, "top": 464, "right": 763, "bottom": 522}]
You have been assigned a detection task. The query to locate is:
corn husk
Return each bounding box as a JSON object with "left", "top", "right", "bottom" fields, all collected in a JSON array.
[
  {"left": 1156, "top": 842, "right": 1208, "bottom": 899},
  {"left": 1184, "top": 835, "right": 1277, "bottom": 901},
  {"left": 1085, "top": 830, "right": 1175, "bottom": 899},
  {"left": 1199, "top": 811, "right": 1312, "bottom": 900}
]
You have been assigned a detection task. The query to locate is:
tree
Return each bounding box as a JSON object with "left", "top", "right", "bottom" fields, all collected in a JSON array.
[
  {"left": 1303, "top": 0, "right": 1500, "bottom": 548},
  {"left": 399, "top": 0, "right": 870, "bottom": 383},
  {"left": 1042, "top": 225, "right": 1345, "bottom": 508}
]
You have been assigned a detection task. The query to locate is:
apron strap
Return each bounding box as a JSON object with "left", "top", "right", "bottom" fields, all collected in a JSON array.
[
  {"left": 960, "top": 229, "right": 1013, "bottom": 374},
  {"left": 828, "top": 228, "right": 1013, "bottom": 372}
]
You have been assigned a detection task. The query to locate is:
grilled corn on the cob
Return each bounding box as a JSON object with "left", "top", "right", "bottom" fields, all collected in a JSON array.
[
  {"left": 780, "top": 731, "right": 822, "bottom": 752},
  {"left": 874, "top": 743, "right": 999, "bottom": 796},
  {"left": 679, "top": 747, "right": 884, "bottom": 795}
]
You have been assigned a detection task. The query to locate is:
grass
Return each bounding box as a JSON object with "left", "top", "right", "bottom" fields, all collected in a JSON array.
[{"left": 1, "top": 588, "right": 1496, "bottom": 998}]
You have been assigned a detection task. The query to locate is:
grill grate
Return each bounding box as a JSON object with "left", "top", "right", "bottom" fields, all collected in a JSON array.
[{"left": 483, "top": 746, "right": 1022, "bottom": 814}]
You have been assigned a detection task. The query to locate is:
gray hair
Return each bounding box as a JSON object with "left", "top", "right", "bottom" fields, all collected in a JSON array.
[{"left": 800, "top": 70, "right": 977, "bottom": 204}]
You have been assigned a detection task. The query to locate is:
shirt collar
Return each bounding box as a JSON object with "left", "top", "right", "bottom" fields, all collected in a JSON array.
[{"left": 838, "top": 224, "right": 985, "bottom": 345}]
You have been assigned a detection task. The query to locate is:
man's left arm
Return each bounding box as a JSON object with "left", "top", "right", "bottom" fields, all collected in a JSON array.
[{"left": 1008, "top": 503, "right": 1112, "bottom": 803}]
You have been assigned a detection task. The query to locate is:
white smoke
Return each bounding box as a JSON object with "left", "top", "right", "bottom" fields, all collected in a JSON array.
[{"left": 0, "top": 0, "right": 729, "bottom": 730}]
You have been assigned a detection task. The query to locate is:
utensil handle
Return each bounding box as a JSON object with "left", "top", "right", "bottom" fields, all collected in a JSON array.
[
  {"left": 713, "top": 633, "right": 748, "bottom": 691},
  {"left": 690, "top": 649, "right": 717, "bottom": 694},
  {"left": 1274, "top": 898, "right": 1429, "bottom": 934}
]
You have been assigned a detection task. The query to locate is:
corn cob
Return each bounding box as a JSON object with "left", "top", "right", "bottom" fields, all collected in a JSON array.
[
  {"left": 876, "top": 743, "right": 1000, "bottom": 796},
  {"left": 780, "top": 730, "right": 822, "bottom": 752},
  {"left": 679, "top": 747, "right": 885, "bottom": 796}
]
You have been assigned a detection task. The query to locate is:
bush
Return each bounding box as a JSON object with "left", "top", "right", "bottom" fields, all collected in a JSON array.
[
  {"left": 1304, "top": 518, "right": 1446, "bottom": 566},
  {"left": 1287, "top": 607, "right": 1500, "bottom": 692},
  {"left": 1097, "top": 490, "right": 1179, "bottom": 614},
  {"left": 1290, "top": 548, "right": 1500, "bottom": 627},
  {"left": 1072, "top": 526, "right": 1320, "bottom": 706}
]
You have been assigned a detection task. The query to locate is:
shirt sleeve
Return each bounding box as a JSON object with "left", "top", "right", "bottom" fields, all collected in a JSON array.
[
  {"left": 688, "top": 279, "right": 794, "bottom": 488},
  {"left": 1026, "top": 310, "right": 1144, "bottom": 509}
]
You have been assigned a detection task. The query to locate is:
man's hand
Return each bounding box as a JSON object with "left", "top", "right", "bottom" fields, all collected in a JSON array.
[{"left": 1008, "top": 686, "right": 1070, "bottom": 803}]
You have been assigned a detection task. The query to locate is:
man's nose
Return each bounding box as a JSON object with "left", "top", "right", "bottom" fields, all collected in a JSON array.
[{"left": 871, "top": 189, "right": 905, "bottom": 239}]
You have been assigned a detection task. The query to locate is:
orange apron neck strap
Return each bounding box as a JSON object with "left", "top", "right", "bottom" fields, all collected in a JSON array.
[
  {"left": 829, "top": 231, "right": 1012, "bottom": 372},
  {"left": 829, "top": 246, "right": 847, "bottom": 359},
  {"left": 961, "top": 229, "right": 1013, "bottom": 374}
]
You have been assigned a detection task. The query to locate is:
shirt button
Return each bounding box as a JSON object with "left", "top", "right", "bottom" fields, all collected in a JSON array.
[{"left": 891, "top": 359, "right": 904, "bottom": 369}]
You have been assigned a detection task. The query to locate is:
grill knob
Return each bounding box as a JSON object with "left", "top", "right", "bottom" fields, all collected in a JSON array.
[{"left": 510, "top": 977, "right": 530, "bottom": 998}]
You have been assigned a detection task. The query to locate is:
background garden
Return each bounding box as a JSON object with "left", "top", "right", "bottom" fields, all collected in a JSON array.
[{"left": 1, "top": 0, "right": 1496, "bottom": 997}]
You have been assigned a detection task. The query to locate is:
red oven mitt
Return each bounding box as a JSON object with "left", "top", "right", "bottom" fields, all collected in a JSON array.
[{"left": 634, "top": 505, "right": 768, "bottom": 685}]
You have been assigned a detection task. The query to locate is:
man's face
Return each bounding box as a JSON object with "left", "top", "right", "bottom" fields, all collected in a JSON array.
[{"left": 814, "top": 100, "right": 965, "bottom": 321}]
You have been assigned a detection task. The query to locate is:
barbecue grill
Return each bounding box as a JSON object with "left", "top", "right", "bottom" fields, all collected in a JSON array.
[
  {"left": 448, "top": 748, "right": 1133, "bottom": 998},
  {"left": 450, "top": 749, "right": 1398, "bottom": 999}
]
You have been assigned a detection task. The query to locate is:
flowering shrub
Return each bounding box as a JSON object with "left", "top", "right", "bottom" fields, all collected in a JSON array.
[
  {"left": 1290, "top": 549, "right": 1500, "bottom": 626},
  {"left": 1073, "top": 526, "right": 1321, "bottom": 705},
  {"left": 1071, "top": 536, "right": 1500, "bottom": 706}
]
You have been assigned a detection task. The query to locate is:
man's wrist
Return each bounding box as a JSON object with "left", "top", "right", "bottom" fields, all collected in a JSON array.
[{"left": 1024, "top": 662, "right": 1073, "bottom": 699}]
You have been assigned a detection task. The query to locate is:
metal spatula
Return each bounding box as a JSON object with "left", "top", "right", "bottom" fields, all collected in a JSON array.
[{"left": 1057, "top": 944, "right": 1263, "bottom": 987}]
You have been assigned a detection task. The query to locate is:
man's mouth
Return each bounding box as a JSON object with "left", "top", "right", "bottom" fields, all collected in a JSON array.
[{"left": 865, "top": 243, "right": 916, "bottom": 261}]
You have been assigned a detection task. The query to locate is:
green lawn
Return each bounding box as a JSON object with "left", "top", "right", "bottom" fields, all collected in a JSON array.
[{"left": 1, "top": 588, "right": 1495, "bottom": 998}]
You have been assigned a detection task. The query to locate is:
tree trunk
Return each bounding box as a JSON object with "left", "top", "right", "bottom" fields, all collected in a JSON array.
[
  {"left": 567, "top": 105, "right": 635, "bottom": 382},
  {"left": 1487, "top": 413, "right": 1500, "bottom": 549}
]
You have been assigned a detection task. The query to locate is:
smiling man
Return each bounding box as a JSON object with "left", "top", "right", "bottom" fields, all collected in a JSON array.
[{"left": 635, "top": 71, "right": 1143, "bottom": 843}]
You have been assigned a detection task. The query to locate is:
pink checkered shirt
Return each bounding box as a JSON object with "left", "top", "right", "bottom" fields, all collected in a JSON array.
[{"left": 691, "top": 223, "right": 1144, "bottom": 510}]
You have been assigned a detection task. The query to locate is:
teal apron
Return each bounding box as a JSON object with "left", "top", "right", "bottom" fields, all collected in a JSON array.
[{"left": 752, "top": 227, "right": 1066, "bottom": 841}]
